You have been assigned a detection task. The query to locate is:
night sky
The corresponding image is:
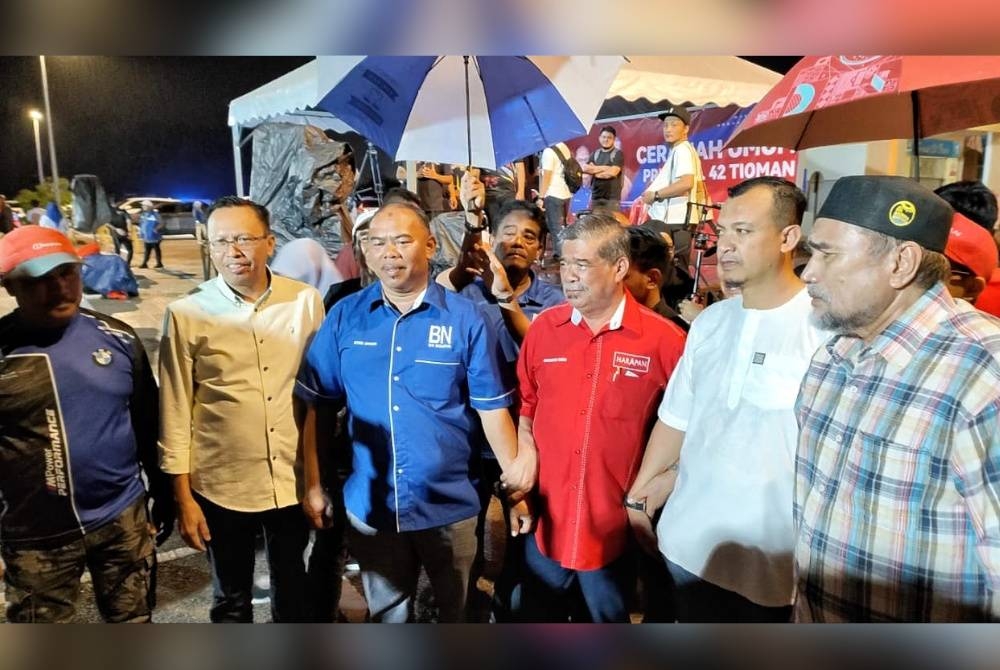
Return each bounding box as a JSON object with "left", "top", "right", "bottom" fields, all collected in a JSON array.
[
  {"left": 0, "top": 57, "right": 311, "bottom": 202},
  {"left": 0, "top": 56, "right": 796, "bottom": 204}
]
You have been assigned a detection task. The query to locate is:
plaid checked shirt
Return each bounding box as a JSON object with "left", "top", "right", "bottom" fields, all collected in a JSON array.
[{"left": 794, "top": 283, "right": 1000, "bottom": 622}]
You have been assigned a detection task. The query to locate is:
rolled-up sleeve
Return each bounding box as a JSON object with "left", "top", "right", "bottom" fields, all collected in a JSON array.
[{"left": 157, "top": 306, "right": 194, "bottom": 474}]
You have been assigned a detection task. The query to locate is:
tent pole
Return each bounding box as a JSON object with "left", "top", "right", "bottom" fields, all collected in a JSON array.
[
  {"left": 232, "top": 124, "right": 246, "bottom": 197},
  {"left": 911, "top": 91, "right": 922, "bottom": 182}
]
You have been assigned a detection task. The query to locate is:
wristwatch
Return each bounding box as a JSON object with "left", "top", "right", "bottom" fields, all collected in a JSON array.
[
  {"left": 464, "top": 210, "right": 487, "bottom": 234},
  {"left": 624, "top": 497, "right": 646, "bottom": 512},
  {"left": 496, "top": 294, "right": 514, "bottom": 304}
]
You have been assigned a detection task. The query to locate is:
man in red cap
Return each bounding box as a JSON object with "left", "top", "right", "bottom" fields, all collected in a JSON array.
[
  {"left": 943, "top": 212, "right": 999, "bottom": 307},
  {"left": 0, "top": 227, "right": 173, "bottom": 623}
]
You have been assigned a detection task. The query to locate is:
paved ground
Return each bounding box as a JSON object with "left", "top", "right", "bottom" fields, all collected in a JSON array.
[{"left": 0, "top": 237, "right": 511, "bottom": 623}]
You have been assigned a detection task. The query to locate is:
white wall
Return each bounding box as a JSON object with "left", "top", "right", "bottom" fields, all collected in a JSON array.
[{"left": 795, "top": 144, "right": 868, "bottom": 232}]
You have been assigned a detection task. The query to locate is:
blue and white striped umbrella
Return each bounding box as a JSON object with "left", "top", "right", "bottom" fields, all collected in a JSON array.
[{"left": 312, "top": 55, "right": 623, "bottom": 169}]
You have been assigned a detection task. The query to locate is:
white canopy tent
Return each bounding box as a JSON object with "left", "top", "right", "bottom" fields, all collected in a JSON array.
[
  {"left": 227, "top": 56, "right": 782, "bottom": 195},
  {"left": 606, "top": 55, "right": 780, "bottom": 108}
]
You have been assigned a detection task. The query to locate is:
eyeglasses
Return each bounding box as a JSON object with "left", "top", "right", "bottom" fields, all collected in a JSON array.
[{"left": 209, "top": 235, "right": 269, "bottom": 251}]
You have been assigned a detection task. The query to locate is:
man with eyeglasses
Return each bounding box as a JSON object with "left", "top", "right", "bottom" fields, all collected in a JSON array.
[{"left": 158, "top": 196, "right": 325, "bottom": 622}]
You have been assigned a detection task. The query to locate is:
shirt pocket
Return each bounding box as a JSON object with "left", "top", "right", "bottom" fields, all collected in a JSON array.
[
  {"left": 407, "top": 358, "right": 463, "bottom": 405},
  {"left": 602, "top": 374, "right": 663, "bottom": 420},
  {"left": 848, "top": 431, "right": 925, "bottom": 532}
]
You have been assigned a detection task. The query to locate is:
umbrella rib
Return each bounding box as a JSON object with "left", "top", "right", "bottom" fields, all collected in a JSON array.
[
  {"left": 796, "top": 108, "right": 817, "bottom": 149},
  {"left": 522, "top": 95, "right": 548, "bottom": 147}
]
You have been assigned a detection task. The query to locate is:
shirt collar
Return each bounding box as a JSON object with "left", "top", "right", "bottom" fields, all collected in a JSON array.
[
  {"left": 569, "top": 293, "right": 630, "bottom": 331},
  {"left": 518, "top": 271, "right": 547, "bottom": 306},
  {"left": 826, "top": 282, "right": 954, "bottom": 370},
  {"left": 367, "top": 280, "right": 438, "bottom": 314},
  {"left": 213, "top": 268, "right": 273, "bottom": 307}
]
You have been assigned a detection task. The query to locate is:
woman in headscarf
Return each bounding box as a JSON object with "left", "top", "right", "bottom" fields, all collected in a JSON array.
[{"left": 270, "top": 237, "right": 344, "bottom": 306}]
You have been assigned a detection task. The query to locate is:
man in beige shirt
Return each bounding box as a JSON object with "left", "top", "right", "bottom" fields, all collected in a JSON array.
[{"left": 158, "top": 196, "right": 324, "bottom": 622}]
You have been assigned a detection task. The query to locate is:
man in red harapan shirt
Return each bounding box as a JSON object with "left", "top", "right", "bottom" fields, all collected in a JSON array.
[{"left": 513, "top": 212, "right": 687, "bottom": 622}]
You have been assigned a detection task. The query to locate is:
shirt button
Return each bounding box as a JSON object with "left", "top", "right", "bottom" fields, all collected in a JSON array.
[
  {"left": 267, "top": 396, "right": 272, "bottom": 401},
  {"left": 269, "top": 427, "right": 274, "bottom": 432},
  {"left": 834, "top": 434, "right": 842, "bottom": 443},
  {"left": 586, "top": 373, "right": 592, "bottom": 379},
  {"left": 393, "top": 376, "right": 400, "bottom": 382},
  {"left": 396, "top": 346, "right": 402, "bottom": 352},
  {"left": 393, "top": 405, "right": 400, "bottom": 412},
  {"left": 579, "top": 410, "right": 586, "bottom": 415},
  {"left": 259, "top": 339, "right": 264, "bottom": 344},
  {"left": 397, "top": 468, "right": 404, "bottom": 474},
  {"left": 574, "top": 449, "right": 581, "bottom": 454},
  {"left": 263, "top": 366, "right": 269, "bottom": 372}
]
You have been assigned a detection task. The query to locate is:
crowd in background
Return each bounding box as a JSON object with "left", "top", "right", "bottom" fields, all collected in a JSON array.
[{"left": 4, "top": 107, "right": 1000, "bottom": 624}]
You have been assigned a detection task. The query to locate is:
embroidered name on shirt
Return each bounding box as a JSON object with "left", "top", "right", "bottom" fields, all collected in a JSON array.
[
  {"left": 613, "top": 351, "right": 651, "bottom": 376},
  {"left": 427, "top": 325, "right": 453, "bottom": 349},
  {"left": 542, "top": 357, "right": 568, "bottom": 363},
  {"left": 752, "top": 352, "right": 766, "bottom": 365},
  {"left": 352, "top": 340, "right": 378, "bottom": 347}
]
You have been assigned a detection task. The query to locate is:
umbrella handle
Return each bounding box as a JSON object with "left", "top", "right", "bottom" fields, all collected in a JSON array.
[{"left": 464, "top": 55, "right": 472, "bottom": 168}]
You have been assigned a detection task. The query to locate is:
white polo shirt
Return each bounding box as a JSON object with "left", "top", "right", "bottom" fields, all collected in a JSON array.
[{"left": 655, "top": 288, "right": 828, "bottom": 607}]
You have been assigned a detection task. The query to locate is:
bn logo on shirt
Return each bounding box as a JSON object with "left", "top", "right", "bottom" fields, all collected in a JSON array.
[{"left": 428, "top": 325, "right": 453, "bottom": 349}]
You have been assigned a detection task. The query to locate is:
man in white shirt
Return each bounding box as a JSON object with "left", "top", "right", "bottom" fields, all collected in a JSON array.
[
  {"left": 538, "top": 142, "right": 574, "bottom": 259},
  {"left": 641, "top": 106, "right": 702, "bottom": 225},
  {"left": 626, "top": 177, "right": 827, "bottom": 622},
  {"left": 158, "top": 196, "right": 325, "bottom": 622}
]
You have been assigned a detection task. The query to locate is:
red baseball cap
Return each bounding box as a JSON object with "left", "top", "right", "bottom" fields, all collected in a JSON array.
[
  {"left": 0, "top": 226, "right": 82, "bottom": 279},
  {"left": 945, "top": 213, "right": 999, "bottom": 280}
]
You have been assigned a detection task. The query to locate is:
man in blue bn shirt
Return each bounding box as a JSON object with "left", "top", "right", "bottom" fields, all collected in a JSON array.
[{"left": 296, "top": 203, "right": 535, "bottom": 623}]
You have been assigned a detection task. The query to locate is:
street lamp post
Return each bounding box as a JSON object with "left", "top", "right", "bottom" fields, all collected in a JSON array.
[
  {"left": 39, "top": 56, "right": 61, "bottom": 206},
  {"left": 29, "top": 110, "right": 45, "bottom": 187}
]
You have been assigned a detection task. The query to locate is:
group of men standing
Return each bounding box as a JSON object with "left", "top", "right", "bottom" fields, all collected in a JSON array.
[{"left": 3, "top": 104, "right": 1000, "bottom": 622}]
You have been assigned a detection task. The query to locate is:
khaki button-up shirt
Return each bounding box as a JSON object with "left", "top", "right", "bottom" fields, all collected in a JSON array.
[{"left": 158, "top": 273, "right": 324, "bottom": 512}]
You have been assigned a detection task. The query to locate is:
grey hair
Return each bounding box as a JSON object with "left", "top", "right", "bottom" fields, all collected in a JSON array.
[
  {"left": 559, "top": 212, "right": 629, "bottom": 265},
  {"left": 864, "top": 229, "right": 951, "bottom": 289}
]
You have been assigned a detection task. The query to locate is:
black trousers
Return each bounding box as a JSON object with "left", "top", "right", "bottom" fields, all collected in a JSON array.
[
  {"left": 140, "top": 242, "right": 162, "bottom": 267},
  {"left": 195, "top": 493, "right": 310, "bottom": 623}
]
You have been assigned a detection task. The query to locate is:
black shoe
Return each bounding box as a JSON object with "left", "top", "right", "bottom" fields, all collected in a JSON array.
[
  {"left": 154, "top": 264, "right": 164, "bottom": 269},
  {"left": 138, "top": 264, "right": 148, "bottom": 269}
]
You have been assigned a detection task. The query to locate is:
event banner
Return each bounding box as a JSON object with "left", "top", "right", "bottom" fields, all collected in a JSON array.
[{"left": 563, "top": 105, "right": 798, "bottom": 214}]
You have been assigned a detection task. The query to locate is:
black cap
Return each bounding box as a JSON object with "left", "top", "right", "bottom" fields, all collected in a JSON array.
[
  {"left": 817, "top": 176, "right": 954, "bottom": 252},
  {"left": 657, "top": 105, "right": 691, "bottom": 126}
]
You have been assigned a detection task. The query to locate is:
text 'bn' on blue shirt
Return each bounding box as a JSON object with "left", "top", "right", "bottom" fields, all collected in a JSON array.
[{"left": 296, "top": 281, "right": 512, "bottom": 532}]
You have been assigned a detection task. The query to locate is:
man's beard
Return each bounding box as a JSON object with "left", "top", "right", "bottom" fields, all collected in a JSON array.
[{"left": 808, "top": 300, "right": 884, "bottom": 334}]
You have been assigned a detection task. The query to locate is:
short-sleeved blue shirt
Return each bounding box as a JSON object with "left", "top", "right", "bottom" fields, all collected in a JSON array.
[
  {"left": 296, "top": 281, "right": 512, "bottom": 532},
  {"left": 458, "top": 273, "right": 565, "bottom": 368}
]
